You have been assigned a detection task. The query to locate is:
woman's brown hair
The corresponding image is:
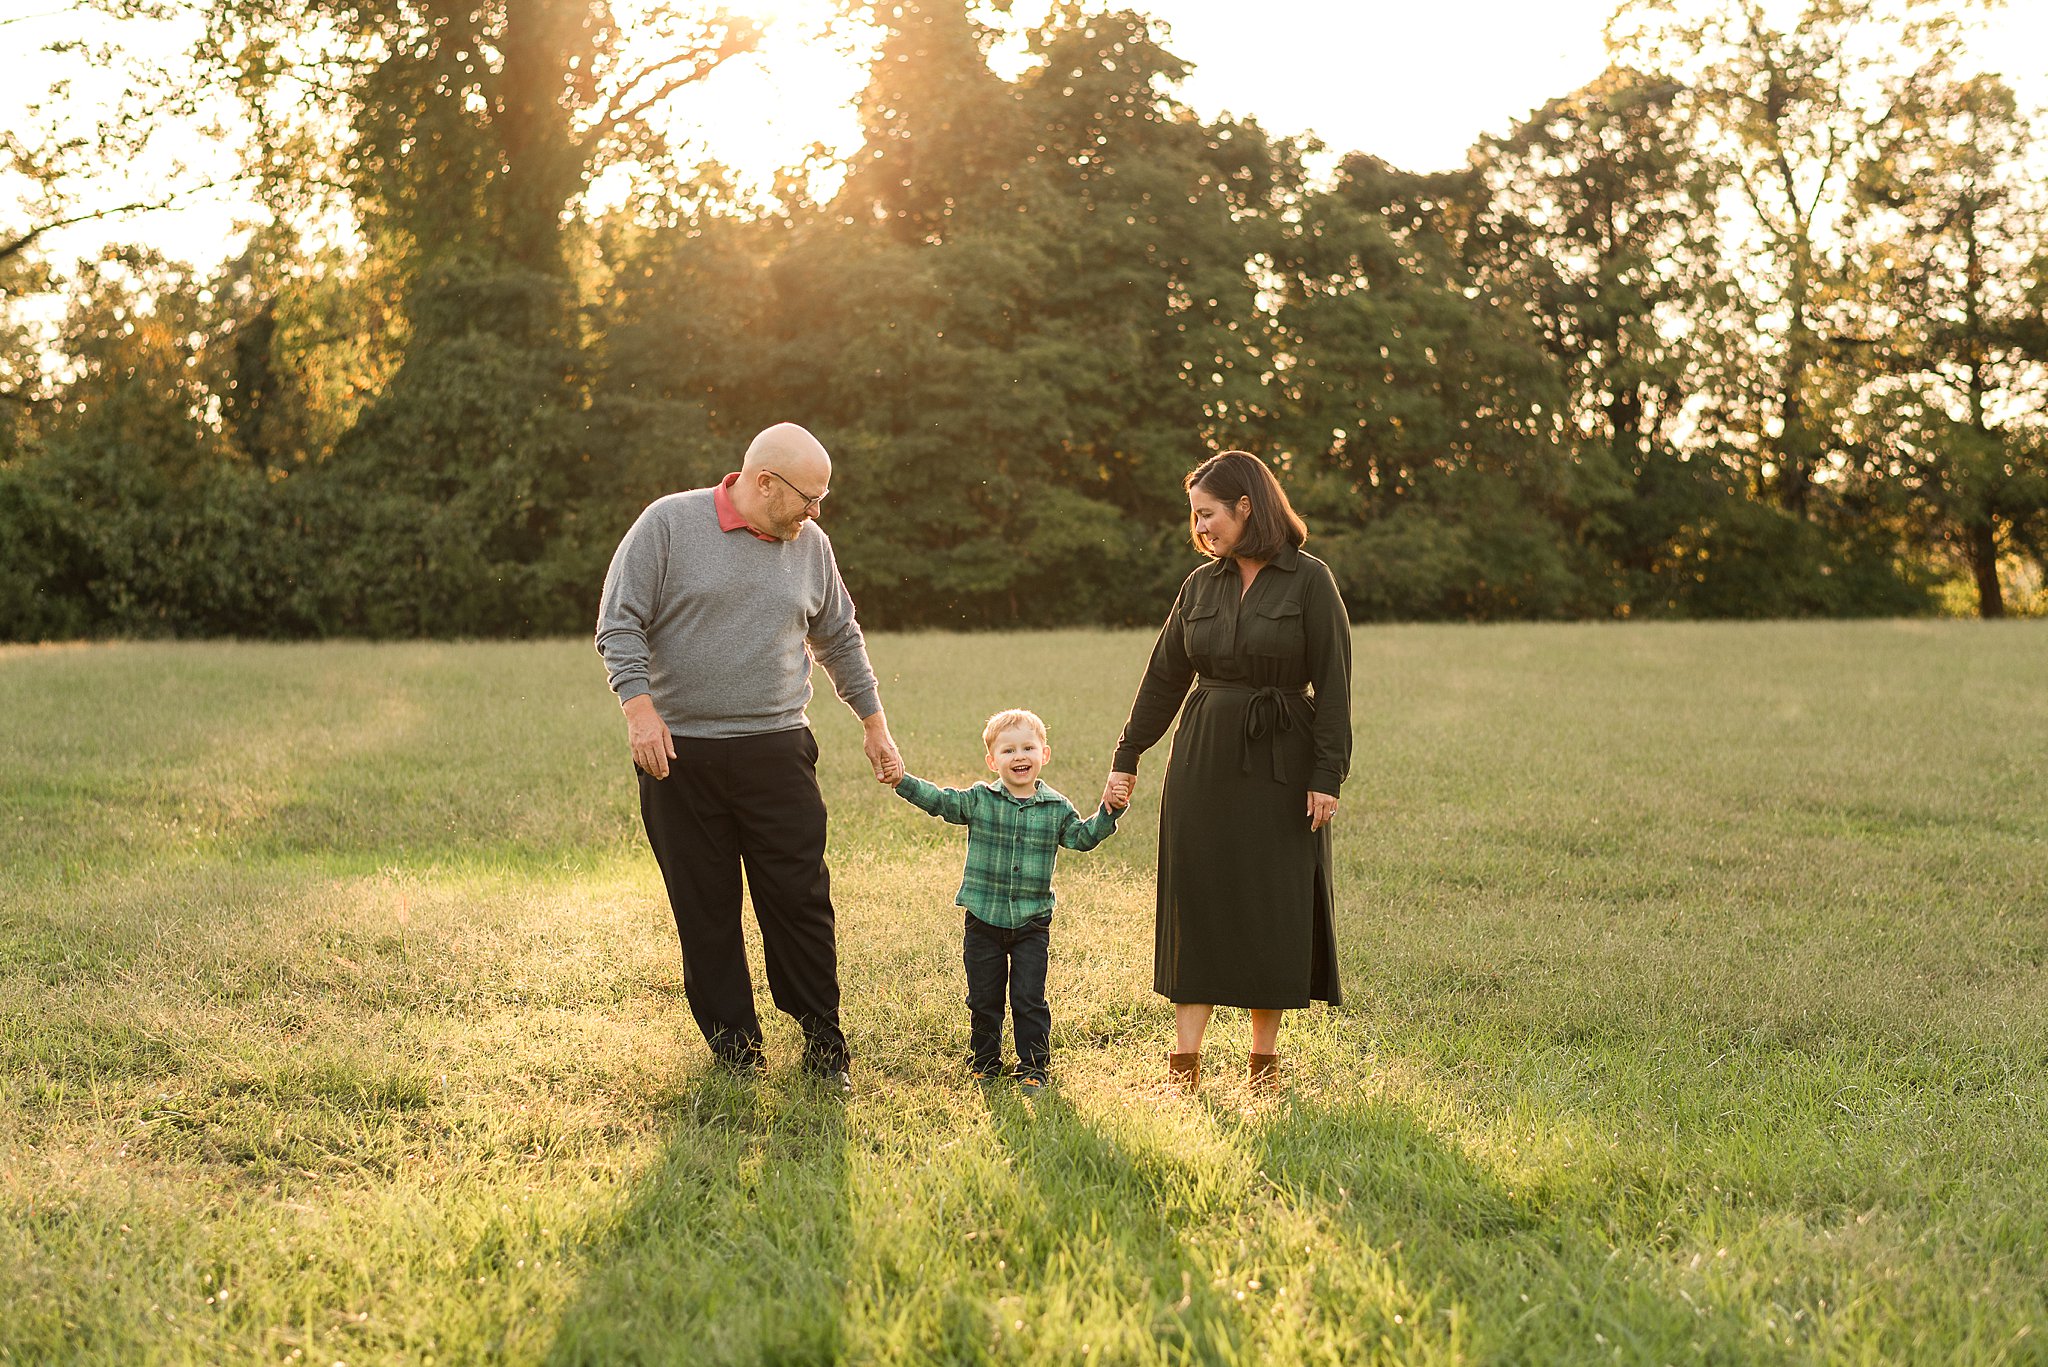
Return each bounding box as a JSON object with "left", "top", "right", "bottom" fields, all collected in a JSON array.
[{"left": 1185, "top": 450, "right": 1308, "bottom": 561}]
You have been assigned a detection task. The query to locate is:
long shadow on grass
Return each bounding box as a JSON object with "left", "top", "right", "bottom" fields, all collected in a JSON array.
[
  {"left": 965, "top": 1084, "right": 1497, "bottom": 1360},
  {"left": 544, "top": 1068, "right": 850, "bottom": 1366},
  {"left": 1251, "top": 1091, "right": 1761, "bottom": 1362},
  {"left": 970, "top": 1084, "right": 1276, "bottom": 1361},
  {"left": 965, "top": 1081, "right": 1767, "bottom": 1362}
]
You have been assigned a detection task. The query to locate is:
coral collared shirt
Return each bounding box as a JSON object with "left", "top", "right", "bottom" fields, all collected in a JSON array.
[{"left": 714, "top": 472, "right": 780, "bottom": 543}]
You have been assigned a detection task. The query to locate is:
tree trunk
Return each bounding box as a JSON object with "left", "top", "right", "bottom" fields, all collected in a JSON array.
[
  {"left": 1966, "top": 514, "right": 2004, "bottom": 618},
  {"left": 1778, "top": 383, "right": 1814, "bottom": 518},
  {"left": 494, "top": 0, "right": 587, "bottom": 279}
]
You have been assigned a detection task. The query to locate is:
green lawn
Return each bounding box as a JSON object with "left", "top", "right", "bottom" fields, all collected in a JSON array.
[{"left": 3, "top": 623, "right": 2046, "bottom": 1365}]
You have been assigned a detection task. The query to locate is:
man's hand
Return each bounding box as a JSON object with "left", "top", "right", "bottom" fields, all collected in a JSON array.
[
  {"left": 624, "top": 694, "right": 676, "bottom": 779},
  {"left": 1307, "top": 790, "right": 1338, "bottom": 832},
  {"left": 1104, "top": 770, "right": 1136, "bottom": 810},
  {"left": 863, "top": 710, "right": 903, "bottom": 784}
]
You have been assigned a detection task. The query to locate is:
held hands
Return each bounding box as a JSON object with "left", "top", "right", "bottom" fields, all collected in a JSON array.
[
  {"left": 1307, "top": 790, "right": 1338, "bottom": 832},
  {"left": 624, "top": 695, "right": 677, "bottom": 779},
  {"left": 864, "top": 710, "right": 904, "bottom": 784}
]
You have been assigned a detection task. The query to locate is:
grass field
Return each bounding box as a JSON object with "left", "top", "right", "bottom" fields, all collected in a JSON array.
[{"left": 3, "top": 622, "right": 2046, "bottom": 1365}]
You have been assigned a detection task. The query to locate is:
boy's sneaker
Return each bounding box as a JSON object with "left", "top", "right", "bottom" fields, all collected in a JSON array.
[
  {"left": 970, "top": 1065, "right": 1003, "bottom": 1084},
  {"left": 1016, "top": 1073, "right": 1049, "bottom": 1091}
]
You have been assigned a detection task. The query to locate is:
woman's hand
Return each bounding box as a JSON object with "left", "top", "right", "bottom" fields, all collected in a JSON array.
[
  {"left": 1306, "top": 790, "right": 1338, "bottom": 832},
  {"left": 1104, "top": 771, "right": 1137, "bottom": 810}
]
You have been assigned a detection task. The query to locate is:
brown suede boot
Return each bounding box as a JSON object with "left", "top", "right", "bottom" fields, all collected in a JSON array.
[
  {"left": 1248, "top": 1052, "right": 1281, "bottom": 1094},
  {"left": 1167, "top": 1051, "right": 1201, "bottom": 1091}
]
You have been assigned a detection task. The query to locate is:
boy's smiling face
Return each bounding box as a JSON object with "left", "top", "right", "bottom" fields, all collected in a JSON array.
[{"left": 986, "top": 723, "right": 1050, "bottom": 797}]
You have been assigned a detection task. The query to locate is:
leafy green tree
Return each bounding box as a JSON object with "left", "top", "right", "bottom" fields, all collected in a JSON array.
[
  {"left": 594, "top": 1, "right": 1298, "bottom": 627},
  {"left": 12, "top": 0, "right": 2036, "bottom": 637},
  {"left": 843, "top": 2, "right": 1300, "bottom": 621},
  {"left": 1477, "top": 66, "right": 1741, "bottom": 613},
  {"left": 4, "top": 248, "right": 307, "bottom": 635},
  {"left": 193, "top": 0, "right": 760, "bottom": 634},
  {"left": 1840, "top": 73, "right": 2048, "bottom": 616},
  {"left": 1268, "top": 155, "right": 1619, "bottom": 619},
  {"left": 204, "top": 0, "right": 759, "bottom": 282},
  {"left": 1610, "top": 0, "right": 1974, "bottom": 518}
]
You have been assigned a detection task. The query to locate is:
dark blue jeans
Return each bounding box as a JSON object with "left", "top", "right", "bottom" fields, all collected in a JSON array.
[{"left": 963, "top": 911, "right": 1052, "bottom": 1080}]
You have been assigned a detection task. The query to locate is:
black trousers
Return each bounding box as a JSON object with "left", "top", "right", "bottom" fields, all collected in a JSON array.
[
  {"left": 964, "top": 911, "right": 1052, "bottom": 1080},
  {"left": 637, "top": 726, "right": 849, "bottom": 1071}
]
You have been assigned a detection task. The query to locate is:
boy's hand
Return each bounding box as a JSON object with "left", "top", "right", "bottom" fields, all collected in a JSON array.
[
  {"left": 1104, "top": 771, "right": 1135, "bottom": 810},
  {"left": 879, "top": 752, "right": 905, "bottom": 784}
]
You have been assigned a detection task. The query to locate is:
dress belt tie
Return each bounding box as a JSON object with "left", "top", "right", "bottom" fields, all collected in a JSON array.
[{"left": 1193, "top": 678, "right": 1310, "bottom": 783}]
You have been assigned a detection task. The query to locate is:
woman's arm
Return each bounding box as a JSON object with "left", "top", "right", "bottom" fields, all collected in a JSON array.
[
  {"left": 1304, "top": 562, "right": 1353, "bottom": 799},
  {"left": 1110, "top": 579, "right": 1198, "bottom": 776}
]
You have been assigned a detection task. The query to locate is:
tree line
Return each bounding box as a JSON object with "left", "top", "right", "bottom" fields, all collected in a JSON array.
[{"left": 2, "top": 0, "right": 2044, "bottom": 638}]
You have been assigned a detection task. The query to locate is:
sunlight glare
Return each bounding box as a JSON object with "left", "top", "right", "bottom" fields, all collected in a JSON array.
[{"left": 624, "top": 0, "right": 869, "bottom": 200}]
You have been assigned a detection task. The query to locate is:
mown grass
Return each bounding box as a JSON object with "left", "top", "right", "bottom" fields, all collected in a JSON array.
[{"left": 2, "top": 622, "right": 2045, "bottom": 1365}]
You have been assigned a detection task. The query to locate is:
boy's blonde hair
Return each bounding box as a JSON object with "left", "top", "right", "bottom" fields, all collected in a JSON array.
[{"left": 982, "top": 708, "right": 1049, "bottom": 750}]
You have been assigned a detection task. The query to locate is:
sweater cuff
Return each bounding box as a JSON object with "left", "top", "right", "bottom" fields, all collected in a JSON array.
[
  {"left": 1309, "top": 770, "right": 1345, "bottom": 798},
  {"left": 614, "top": 680, "right": 652, "bottom": 707},
  {"left": 1111, "top": 745, "right": 1142, "bottom": 774}
]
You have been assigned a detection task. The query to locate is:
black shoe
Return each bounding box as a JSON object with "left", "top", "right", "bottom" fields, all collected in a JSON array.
[
  {"left": 808, "top": 1067, "right": 853, "bottom": 1097},
  {"left": 712, "top": 1049, "right": 765, "bottom": 1077}
]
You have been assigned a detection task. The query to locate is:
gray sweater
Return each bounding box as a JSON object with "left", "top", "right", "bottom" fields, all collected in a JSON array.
[{"left": 594, "top": 488, "right": 882, "bottom": 738}]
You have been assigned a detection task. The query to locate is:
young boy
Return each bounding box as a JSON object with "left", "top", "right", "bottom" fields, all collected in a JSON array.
[{"left": 889, "top": 708, "right": 1127, "bottom": 1087}]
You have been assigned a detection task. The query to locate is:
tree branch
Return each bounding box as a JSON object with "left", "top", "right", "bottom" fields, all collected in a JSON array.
[
  {"left": 0, "top": 175, "right": 255, "bottom": 265},
  {"left": 0, "top": 6, "right": 81, "bottom": 28},
  {"left": 594, "top": 28, "right": 760, "bottom": 139}
]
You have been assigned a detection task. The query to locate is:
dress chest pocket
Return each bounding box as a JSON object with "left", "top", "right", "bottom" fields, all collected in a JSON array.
[
  {"left": 1181, "top": 601, "right": 1224, "bottom": 658},
  {"left": 1244, "top": 598, "right": 1304, "bottom": 660}
]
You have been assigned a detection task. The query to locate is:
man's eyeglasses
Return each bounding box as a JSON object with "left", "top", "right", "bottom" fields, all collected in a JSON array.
[{"left": 767, "top": 469, "right": 828, "bottom": 512}]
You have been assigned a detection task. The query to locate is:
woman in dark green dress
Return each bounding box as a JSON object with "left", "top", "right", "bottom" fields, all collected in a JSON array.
[{"left": 1106, "top": 452, "right": 1351, "bottom": 1091}]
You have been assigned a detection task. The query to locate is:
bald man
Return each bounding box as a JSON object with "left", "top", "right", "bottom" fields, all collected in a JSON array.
[{"left": 596, "top": 423, "right": 902, "bottom": 1091}]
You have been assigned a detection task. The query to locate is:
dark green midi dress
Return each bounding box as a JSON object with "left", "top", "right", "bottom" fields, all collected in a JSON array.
[{"left": 1112, "top": 544, "right": 1352, "bottom": 1009}]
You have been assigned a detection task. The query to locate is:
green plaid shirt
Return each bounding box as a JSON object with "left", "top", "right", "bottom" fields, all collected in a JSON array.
[{"left": 894, "top": 776, "right": 1121, "bottom": 928}]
